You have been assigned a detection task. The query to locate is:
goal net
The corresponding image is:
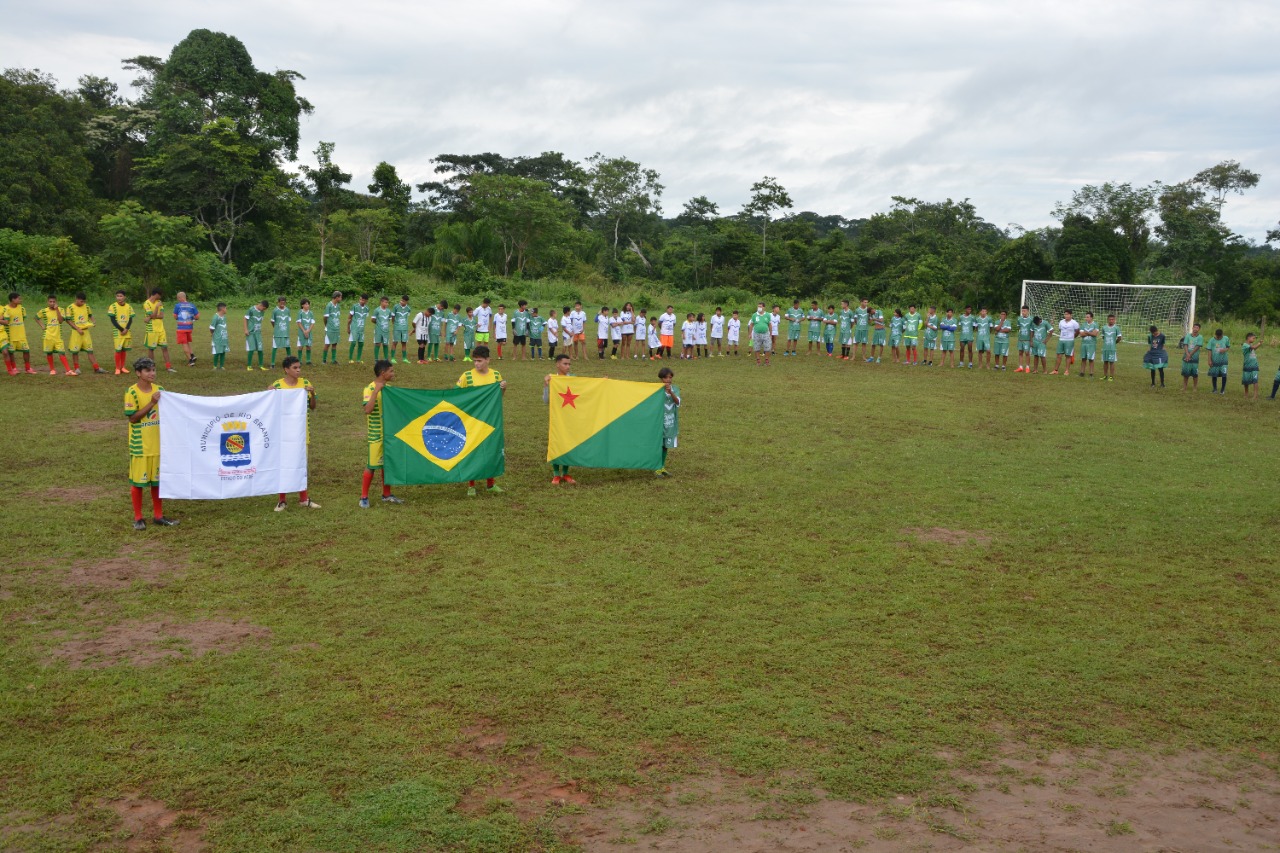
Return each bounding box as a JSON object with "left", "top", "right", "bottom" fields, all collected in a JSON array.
[{"left": 1020, "top": 280, "right": 1196, "bottom": 344}]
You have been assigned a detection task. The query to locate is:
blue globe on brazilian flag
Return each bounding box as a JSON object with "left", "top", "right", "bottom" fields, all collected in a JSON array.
[{"left": 383, "top": 386, "right": 505, "bottom": 484}]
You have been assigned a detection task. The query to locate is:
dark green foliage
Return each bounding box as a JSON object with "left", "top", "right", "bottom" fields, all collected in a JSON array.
[
  {"left": 1054, "top": 214, "right": 1134, "bottom": 284},
  {"left": 0, "top": 227, "right": 97, "bottom": 293}
]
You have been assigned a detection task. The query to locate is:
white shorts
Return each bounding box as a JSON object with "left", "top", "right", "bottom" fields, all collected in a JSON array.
[{"left": 727, "top": 334, "right": 739, "bottom": 344}]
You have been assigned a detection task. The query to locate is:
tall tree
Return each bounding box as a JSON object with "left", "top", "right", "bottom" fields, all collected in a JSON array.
[
  {"left": 585, "top": 153, "right": 663, "bottom": 261},
  {"left": 1053, "top": 214, "right": 1133, "bottom": 283},
  {"left": 1191, "top": 160, "right": 1260, "bottom": 220},
  {"left": 298, "top": 141, "right": 352, "bottom": 278},
  {"left": 1053, "top": 181, "right": 1157, "bottom": 270},
  {"left": 466, "top": 174, "right": 575, "bottom": 276},
  {"left": 98, "top": 200, "right": 201, "bottom": 289},
  {"left": 368, "top": 162, "right": 411, "bottom": 214},
  {"left": 1149, "top": 182, "right": 1232, "bottom": 311},
  {"left": 677, "top": 195, "right": 719, "bottom": 287},
  {"left": 742, "top": 177, "right": 793, "bottom": 257}
]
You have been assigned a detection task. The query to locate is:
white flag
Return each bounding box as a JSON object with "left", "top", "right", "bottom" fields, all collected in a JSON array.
[{"left": 159, "top": 390, "right": 308, "bottom": 500}]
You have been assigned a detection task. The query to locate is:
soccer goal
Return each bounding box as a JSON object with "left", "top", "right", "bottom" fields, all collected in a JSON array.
[{"left": 1020, "top": 280, "right": 1196, "bottom": 344}]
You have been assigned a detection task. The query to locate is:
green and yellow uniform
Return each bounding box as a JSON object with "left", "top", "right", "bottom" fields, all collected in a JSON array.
[
  {"left": 458, "top": 367, "right": 502, "bottom": 388},
  {"left": 363, "top": 381, "right": 384, "bottom": 469},
  {"left": 1179, "top": 332, "right": 1203, "bottom": 377},
  {"left": 903, "top": 312, "right": 922, "bottom": 344},
  {"left": 125, "top": 382, "right": 162, "bottom": 487},
  {"left": 244, "top": 305, "right": 265, "bottom": 352},
  {"left": 853, "top": 306, "right": 869, "bottom": 344},
  {"left": 4, "top": 304, "right": 29, "bottom": 352},
  {"left": 393, "top": 303, "right": 411, "bottom": 344},
  {"left": 1207, "top": 335, "right": 1230, "bottom": 377},
  {"left": 142, "top": 298, "right": 167, "bottom": 348},
  {"left": 106, "top": 301, "right": 132, "bottom": 352},
  {"left": 1079, "top": 321, "right": 1100, "bottom": 361},
  {"left": 36, "top": 307, "right": 65, "bottom": 354},
  {"left": 64, "top": 302, "right": 95, "bottom": 353},
  {"left": 1101, "top": 323, "right": 1122, "bottom": 363}
]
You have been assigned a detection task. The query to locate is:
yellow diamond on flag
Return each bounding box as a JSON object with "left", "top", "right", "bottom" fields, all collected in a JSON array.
[{"left": 393, "top": 400, "right": 495, "bottom": 472}]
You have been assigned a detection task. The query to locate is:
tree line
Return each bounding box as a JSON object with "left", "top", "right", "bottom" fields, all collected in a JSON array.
[{"left": 2, "top": 28, "right": 1278, "bottom": 319}]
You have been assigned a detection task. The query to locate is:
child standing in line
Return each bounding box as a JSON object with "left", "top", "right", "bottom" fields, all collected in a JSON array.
[
  {"left": 545, "top": 352, "right": 576, "bottom": 485},
  {"left": 270, "top": 295, "right": 292, "bottom": 368},
  {"left": 413, "top": 305, "right": 431, "bottom": 363},
  {"left": 596, "top": 305, "right": 611, "bottom": 359},
  {"left": 695, "top": 312, "right": 708, "bottom": 358},
  {"left": 974, "top": 308, "right": 992, "bottom": 369},
  {"left": 784, "top": 300, "right": 803, "bottom": 356},
  {"left": 359, "top": 359, "right": 404, "bottom": 508},
  {"left": 321, "top": 291, "right": 343, "bottom": 365},
  {"left": 939, "top": 308, "right": 957, "bottom": 368},
  {"left": 392, "top": 295, "right": 412, "bottom": 363},
  {"left": 347, "top": 294, "right": 370, "bottom": 364},
  {"left": 1076, "top": 312, "right": 1099, "bottom": 378},
  {"left": 458, "top": 345, "right": 507, "bottom": 496},
  {"left": 370, "top": 296, "right": 392, "bottom": 362},
  {"left": 1015, "top": 305, "right": 1033, "bottom": 373},
  {"left": 124, "top": 357, "right": 178, "bottom": 530},
  {"left": 823, "top": 305, "right": 837, "bottom": 356},
  {"left": 492, "top": 303, "right": 509, "bottom": 359},
  {"left": 610, "top": 307, "right": 623, "bottom": 358},
  {"left": 957, "top": 306, "right": 975, "bottom": 368},
  {"left": 992, "top": 310, "right": 1011, "bottom": 370},
  {"left": 1241, "top": 333, "right": 1263, "bottom": 399},
  {"left": 889, "top": 309, "right": 904, "bottom": 363},
  {"left": 64, "top": 292, "right": 105, "bottom": 375},
  {"left": 620, "top": 302, "right": 635, "bottom": 360},
  {"left": 562, "top": 306, "right": 575, "bottom": 357},
  {"left": 656, "top": 367, "right": 680, "bottom": 477},
  {"left": 245, "top": 299, "right": 268, "bottom": 371},
  {"left": 634, "top": 310, "right": 648, "bottom": 360},
  {"left": 770, "top": 304, "right": 782, "bottom": 354},
  {"left": 209, "top": 303, "right": 229, "bottom": 369},
  {"left": 709, "top": 307, "right": 725, "bottom": 356},
  {"left": 902, "top": 305, "right": 921, "bottom": 365},
  {"left": 35, "top": 295, "right": 72, "bottom": 376},
  {"left": 1031, "top": 315, "right": 1051, "bottom": 374},
  {"left": 529, "top": 307, "right": 544, "bottom": 359},
  {"left": 270, "top": 355, "right": 320, "bottom": 511},
  {"left": 1144, "top": 325, "right": 1168, "bottom": 388},
  {"left": 1179, "top": 322, "right": 1204, "bottom": 391},
  {"left": 1100, "top": 314, "right": 1122, "bottom": 381},
  {"left": 923, "top": 306, "right": 939, "bottom": 366},
  {"left": 869, "top": 305, "right": 885, "bottom": 363},
  {"left": 296, "top": 298, "right": 316, "bottom": 365},
  {"left": 647, "top": 314, "right": 662, "bottom": 359},
  {"left": 546, "top": 309, "right": 561, "bottom": 361},
  {"left": 681, "top": 312, "right": 696, "bottom": 359},
  {"left": 837, "top": 299, "right": 853, "bottom": 360},
  {"left": 727, "top": 310, "right": 741, "bottom": 356},
  {"left": 1208, "top": 328, "right": 1230, "bottom": 394},
  {"left": 512, "top": 300, "right": 530, "bottom": 361},
  {"left": 806, "top": 300, "right": 823, "bottom": 355},
  {"left": 462, "top": 307, "right": 478, "bottom": 362},
  {"left": 445, "top": 304, "right": 462, "bottom": 362}
]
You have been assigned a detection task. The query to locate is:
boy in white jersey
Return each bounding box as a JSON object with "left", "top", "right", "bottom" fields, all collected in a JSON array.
[
  {"left": 474, "top": 298, "right": 493, "bottom": 345},
  {"left": 1051, "top": 309, "right": 1080, "bottom": 375},
  {"left": 709, "top": 307, "right": 725, "bottom": 356},
  {"left": 680, "top": 313, "right": 696, "bottom": 359},
  {"left": 646, "top": 314, "right": 661, "bottom": 358},
  {"left": 634, "top": 310, "right": 648, "bottom": 359},
  {"left": 770, "top": 304, "right": 781, "bottom": 353},
  {"left": 595, "top": 305, "right": 610, "bottom": 358},
  {"left": 492, "top": 304, "right": 508, "bottom": 359},
  {"left": 546, "top": 309, "right": 561, "bottom": 360},
  {"left": 570, "top": 301, "right": 587, "bottom": 358},
  {"left": 726, "top": 310, "right": 741, "bottom": 356},
  {"left": 658, "top": 305, "right": 677, "bottom": 359}
]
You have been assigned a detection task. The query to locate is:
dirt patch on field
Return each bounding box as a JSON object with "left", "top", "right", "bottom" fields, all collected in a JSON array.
[
  {"left": 568, "top": 747, "right": 1280, "bottom": 851},
  {"left": 902, "top": 526, "right": 993, "bottom": 547},
  {"left": 454, "top": 720, "right": 592, "bottom": 820},
  {"left": 49, "top": 619, "right": 270, "bottom": 669},
  {"left": 35, "top": 484, "right": 114, "bottom": 504},
  {"left": 99, "top": 793, "right": 207, "bottom": 852},
  {"left": 61, "top": 544, "right": 177, "bottom": 590},
  {"left": 72, "top": 419, "right": 120, "bottom": 434}
]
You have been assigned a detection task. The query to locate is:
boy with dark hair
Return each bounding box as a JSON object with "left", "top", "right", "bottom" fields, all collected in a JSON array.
[
  {"left": 270, "top": 356, "right": 320, "bottom": 511},
  {"left": 348, "top": 294, "right": 370, "bottom": 363},
  {"left": 35, "top": 295, "right": 72, "bottom": 376},
  {"left": 359, "top": 360, "right": 403, "bottom": 508},
  {"left": 245, "top": 299, "right": 267, "bottom": 371},
  {"left": 64, "top": 292, "right": 106, "bottom": 375},
  {"left": 458, "top": 345, "right": 507, "bottom": 496},
  {"left": 124, "top": 357, "right": 177, "bottom": 529},
  {"left": 270, "top": 295, "right": 292, "bottom": 368},
  {"left": 143, "top": 288, "right": 176, "bottom": 372}
]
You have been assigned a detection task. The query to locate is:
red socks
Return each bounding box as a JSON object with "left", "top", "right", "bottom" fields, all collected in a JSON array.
[
  {"left": 497, "top": 344, "right": 503, "bottom": 358},
  {"left": 59, "top": 355, "right": 70, "bottom": 372},
  {"left": 46, "top": 355, "right": 55, "bottom": 371},
  {"left": 361, "top": 470, "right": 373, "bottom": 499},
  {"left": 131, "top": 486, "right": 144, "bottom": 521},
  {"left": 299, "top": 489, "right": 308, "bottom": 503}
]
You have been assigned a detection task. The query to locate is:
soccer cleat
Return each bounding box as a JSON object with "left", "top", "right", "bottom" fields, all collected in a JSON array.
[
  {"left": 168, "top": 368, "right": 177, "bottom": 373},
  {"left": 258, "top": 365, "right": 267, "bottom": 371},
  {"left": 560, "top": 475, "right": 577, "bottom": 485},
  {"left": 188, "top": 357, "right": 197, "bottom": 366},
  {"left": 95, "top": 367, "right": 107, "bottom": 374},
  {"left": 274, "top": 501, "right": 288, "bottom": 512},
  {"left": 152, "top": 516, "right": 179, "bottom": 527},
  {"left": 486, "top": 484, "right": 504, "bottom": 494},
  {"left": 24, "top": 366, "right": 37, "bottom": 374},
  {"left": 248, "top": 366, "right": 255, "bottom": 371},
  {"left": 551, "top": 476, "right": 562, "bottom": 485},
  {"left": 466, "top": 486, "right": 477, "bottom": 497},
  {"left": 382, "top": 494, "right": 405, "bottom": 504},
  {"left": 358, "top": 497, "right": 370, "bottom": 509},
  {"left": 133, "top": 519, "right": 146, "bottom": 531},
  {"left": 121, "top": 367, "right": 130, "bottom": 374},
  {"left": 48, "top": 369, "right": 57, "bottom": 375},
  {"left": 301, "top": 499, "right": 321, "bottom": 509},
  {"left": 114, "top": 368, "right": 122, "bottom": 375}
]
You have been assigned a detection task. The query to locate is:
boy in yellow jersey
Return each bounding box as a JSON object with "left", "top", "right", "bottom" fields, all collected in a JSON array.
[
  {"left": 35, "top": 294, "right": 72, "bottom": 376},
  {"left": 457, "top": 344, "right": 507, "bottom": 496},
  {"left": 269, "top": 356, "right": 320, "bottom": 512},
  {"left": 107, "top": 290, "right": 135, "bottom": 374},
  {"left": 359, "top": 360, "right": 404, "bottom": 508},
  {"left": 2, "top": 292, "right": 36, "bottom": 374},
  {"left": 124, "top": 358, "right": 178, "bottom": 530},
  {"left": 0, "top": 293, "right": 11, "bottom": 376},
  {"left": 64, "top": 292, "right": 106, "bottom": 374},
  {"left": 142, "top": 288, "right": 176, "bottom": 372}
]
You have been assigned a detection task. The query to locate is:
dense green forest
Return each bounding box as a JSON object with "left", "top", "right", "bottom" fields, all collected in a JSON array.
[{"left": 3, "top": 28, "right": 1279, "bottom": 318}]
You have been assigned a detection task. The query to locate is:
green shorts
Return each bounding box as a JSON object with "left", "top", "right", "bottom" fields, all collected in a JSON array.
[
  {"left": 941, "top": 340, "right": 955, "bottom": 351},
  {"left": 394, "top": 330, "right": 408, "bottom": 343},
  {"left": 1208, "top": 364, "right": 1226, "bottom": 377},
  {"left": 272, "top": 337, "right": 290, "bottom": 350},
  {"left": 1018, "top": 339, "right": 1031, "bottom": 353},
  {"left": 890, "top": 334, "right": 902, "bottom": 347},
  {"left": 854, "top": 328, "right": 868, "bottom": 344},
  {"left": 1181, "top": 361, "right": 1199, "bottom": 378},
  {"left": 872, "top": 330, "right": 885, "bottom": 346},
  {"left": 840, "top": 333, "right": 853, "bottom": 346},
  {"left": 1056, "top": 340, "right": 1075, "bottom": 356},
  {"left": 1033, "top": 343, "right": 1047, "bottom": 358},
  {"left": 960, "top": 336, "right": 974, "bottom": 346},
  {"left": 1242, "top": 369, "right": 1258, "bottom": 386},
  {"left": 808, "top": 328, "right": 821, "bottom": 342},
  {"left": 349, "top": 331, "right": 366, "bottom": 343},
  {"left": 245, "top": 332, "right": 263, "bottom": 352},
  {"left": 788, "top": 328, "right": 801, "bottom": 341},
  {"left": 1079, "top": 344, "right": 1096, "bottom": 361},
  {"left": 993, "top": 340, "right": 1009, "bottom": 356},
  {"left": 976, "top": 337, "right": 990, "bottom": 352},
  {"left": 904, "top": 336, "right": 918, "bottom": 348}
]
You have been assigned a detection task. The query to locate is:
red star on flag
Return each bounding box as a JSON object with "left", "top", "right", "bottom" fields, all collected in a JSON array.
[{"left": 559, "top": 386, "right": 579, "bottom": 408}]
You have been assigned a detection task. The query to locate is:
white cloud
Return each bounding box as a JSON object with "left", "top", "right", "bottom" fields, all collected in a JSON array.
[{"left": 4, "top": 0, "right": 1278, "bottom": 239}]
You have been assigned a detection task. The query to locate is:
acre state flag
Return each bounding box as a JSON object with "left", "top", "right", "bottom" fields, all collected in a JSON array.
[
  {"left": 547, "top": 376, "right": 664, "bottom": 470},
  {"left": 383, "top": 385, "right": 505, "bottom": 484}
]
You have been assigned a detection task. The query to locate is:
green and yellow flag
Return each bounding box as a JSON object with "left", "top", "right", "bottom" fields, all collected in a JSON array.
[
  {"left": 383, "top": 385, "right": 505, "bottom": 485},
  {"left": 547, "top": 376, "right": 664, "bottom": 470}
]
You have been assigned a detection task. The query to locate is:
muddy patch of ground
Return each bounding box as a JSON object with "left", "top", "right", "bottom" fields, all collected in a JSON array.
[
  {"left": 72, "top": 419, "right": 120, "bottom": 434},
  {"left": 99, "top": 793, "right": 207, "bottom": 852},
  {"left": 567, "top": 747, "right": 1280, "bottom": 851},
  {"left": 453, "top": 719, "right": 593, "bottom": 820},
  {"left": 60, "top": 544, "right": 178, "bottom": 590},
  {"left": 48, "top": 619, "right": 270, "bottom": 669},
  {"left": 902, "top": 526, "right": 993, "bottom": 547},
  {"left": 34, "top": 484, "right": 115, "bottom": 504}
]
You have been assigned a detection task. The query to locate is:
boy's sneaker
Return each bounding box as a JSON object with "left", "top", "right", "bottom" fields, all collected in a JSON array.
[
  {"left": 48, "top": 369, "right": 57, "bottom": 375},
  {"left": 132, "top": 519, "right": 146, "bottom": 531},
  {"left": 300, "top": 499, "right": 321, "bottom": 509},
  {"left": 247, "top": 366, "right": 255, "bottom": 371},
  {"left": 560, "top": 475, "right": 577, "bottom": 485},
  {"left": 188, "top": 356, "right": 197, "bottom": 366},
  {"left": 382, "top": 495, "right": 405, "bottom": 504},
  {"left": 152, "top": 516, "right": 179, "bottom": 526},
  {"left": 551, "top": 476, "right": 562, "bottom": 485},
  {"left": 274, "top": 501, "right": 288, "bottom": 512},
  {"left": 358, "top": 497, "right": 370, "bottom": 509},
  {"left": 486, "top": 484, "right": 504, "bottom": 494},
  {"left": 94, "top": 367, "right": 107, "bottom": 374},
  {"left": 466, "top": 486, "right": 477, "bottom": 497}
]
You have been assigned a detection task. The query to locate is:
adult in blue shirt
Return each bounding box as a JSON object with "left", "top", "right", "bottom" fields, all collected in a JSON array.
[{"left": 173, "top": 292, "right": 199, "bottom": 367}]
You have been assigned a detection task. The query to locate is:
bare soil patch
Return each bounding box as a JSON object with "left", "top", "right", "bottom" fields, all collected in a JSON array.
[
  {"left": 570, "top": 747, "right": 1280, "bottom": 851},
  {"left": 454, "top": 720, "right": 592, "bottom": 820},
  {"left": 72, "top": 419, "right": 120, "bottom": 434},
  {"left": 61, "top": 544, "right": 177, "bottom": 590},
  {"left": 902, "top": 526, "right": 993, "bottom": 547},
  {"left": 36, "top": 484, "right": 114, "bottom": 503},
  {"left": 99, "top": 793, "right": 207, "bottom": 852},
  {"left": 49, "top": 619, "right": 270, "bottom": 669}
]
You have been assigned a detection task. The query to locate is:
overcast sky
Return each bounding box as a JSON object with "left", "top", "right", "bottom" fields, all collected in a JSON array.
[{"left": 5, "top": 0, "right": 1278, "bottom": 240}]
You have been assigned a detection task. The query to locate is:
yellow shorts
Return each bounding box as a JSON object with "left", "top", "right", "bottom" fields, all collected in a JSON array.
[
  {"left": 145, "top": 327, "right": 168, "bottom": 348},
  {"left": 8, "top": 332, "right": 29, "bottom": 353},
  {"left": 128, "top": 456, "right": 160, "bottom": 488},
  {"left": 68, "top": 331, "right": 93, "bottom": 352},
  {"left": 367, "top": 439, "right": 383, "bottom": 470},
  {"left": 113, "top": 332, "right": 132, "bottom": 351},
  {"left": 42, "top": 335, "right": 65, "bottom": 354},
  {"left": 0, "top": 331, "right": 9, "bottom": 351}
]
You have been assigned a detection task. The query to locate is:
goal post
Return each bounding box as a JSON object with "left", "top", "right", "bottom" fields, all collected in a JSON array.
[{"left": 1020, "top": 280, "right": 1196, "bottom": 344}]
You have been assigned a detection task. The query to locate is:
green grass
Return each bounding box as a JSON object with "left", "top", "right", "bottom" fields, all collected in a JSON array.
[{"left": 1, "top": 326, "right": 1278, "bottom": 851}]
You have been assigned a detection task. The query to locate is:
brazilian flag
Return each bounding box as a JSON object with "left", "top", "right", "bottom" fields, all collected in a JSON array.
[
  {"left": 547, "top": 376, "right": 664, "bottom": 470},
  {"left": 383, "top": 385, "right": 505, "bottom": 484}
]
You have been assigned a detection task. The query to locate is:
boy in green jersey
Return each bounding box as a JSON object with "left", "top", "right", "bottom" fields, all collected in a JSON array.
[
  {"left": 461, "top": 307, "right": 477, "bottom": 361},
  {"left": 321, "top": 291, "right": 343, "bottom": 364},
  {"left": 822, "top": 305, "right": 837, "bottom": 356},
  {"left": 209, "top": 303, "right": 229, "bottom": 369},
  {"left": 656, "top": 366, "right": 680, "bottom": 477},
  {"left": 392, "top": 295, "right": 412, "bottom": 363},
  {"left": 296, "top": 298, "right": 316, "bottom": 364},
  {"left": 348, "top": 294, "right": 370, "bottom": 363},
  {"left": 869, "top": 306, "right": 885, "bottom": 363},
  {"left": 974, "top": 308, "right": 992, "bottom": 368},
  {"left": 939, "top": 309, "right": 957, "bottom": 367},
  {"left": 1241, "top": 333, "right": 1262, "bottom": 399},
  {"left": 889, "top": 309, "right": 904, "bottom": 363},
  {"left": 992, "top": 311, "right": 1012, "bottom": 370},
  {"left": 371, "top": 296, "right": 393, "bottom": 362},
  {"left": 903, "top": 305, "right": 921, "bottom": 365},
  {"left": 957, "top": 306, "right": 976, "bottom": 367},
  {"left": 785, "top": 300, "right": 804, "bottom": 355},
  {"left": 1031, "top": 315, "right": 1051, "bottom": 373},
  {"left": 244, "top": 299, "right": 267, "bottom": 370},
  {"left": 269, "top": 296, "right": 291, "bottom": 367},
  {"left": 512, "top": 299, "right": 531, "bottom": 360},
  {"left": 529, "top": 307, "right": 545, "bottom": 359},
  {"left": 922, "top": 307, "right": 939, "bottom": 366},
  {"left": 1178, "top": 322, "right": 1204, "bottom": 391},
  {"left": 1207, "top": 328, "right": 1230, "bottom": 393},
  {"left": 1076, "top": 312, "right": 1099, "bottom": 378},
  {"left": 837, "top": 300, "right": 854, "bottom": 359},
  {"left": 806, "top": 300, "right": 823, "bottom": 353},
  {"left": 1015, "top": 305, "right": 1033, "bottom": 372},
  {"left": 1100, "top": 314, "right": 1122, "bottom": 381},
  {"left": 853, "top": 298, "right": 870, "bottom": 360},
  {"left": 445, "top": 305, "right": 463, "bottom": 361},
  {"left": 427, "top": 306, "right": 443, "bottom": 361}
]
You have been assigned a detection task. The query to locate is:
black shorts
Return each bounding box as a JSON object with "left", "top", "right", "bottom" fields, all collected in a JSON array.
[
  {"left": 514, "top": 335, "right": 526, "bottom": 345},
  {"left": 530, "top": 337, "right": 542, "bottom": 345}
]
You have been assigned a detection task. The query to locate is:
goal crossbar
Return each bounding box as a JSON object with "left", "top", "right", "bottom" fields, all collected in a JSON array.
[{"left": 1020, "top": 280, "right": 1196, "bottom": 344}]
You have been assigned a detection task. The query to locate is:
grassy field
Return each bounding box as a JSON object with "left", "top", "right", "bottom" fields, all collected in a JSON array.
[{"left": 1, "top": 319, "right": 1278, "bottom": 850}]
